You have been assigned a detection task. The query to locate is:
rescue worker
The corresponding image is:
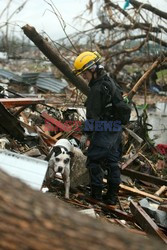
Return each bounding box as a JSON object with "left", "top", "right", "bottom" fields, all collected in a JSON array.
[{"left": 73, "top": 51, "right": 123, "bottom": 205}]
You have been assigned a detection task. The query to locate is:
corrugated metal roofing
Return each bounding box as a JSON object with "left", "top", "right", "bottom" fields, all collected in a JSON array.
[
  {"left": 0, "top": 149, "right": 48, "bottom": 190},
  {"left": 36, "top": 73, "right": 68, "bottom": 93},
  {"left": 22, "top": 72, "right": 68, "bottom": 93},
  {"left": 0, "top": 69, "right": 68, "bottom": 93},
  {"left": 22, "top": 72, "right": 38, "bottom": 85},
  {"left": 0, "top": 68, "right": 23, "bottom": 83}
]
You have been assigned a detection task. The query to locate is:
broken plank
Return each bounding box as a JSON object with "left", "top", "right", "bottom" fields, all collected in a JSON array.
[
  {"left": 77, "top": 194, "right": 134, "bottom": 222},
  {"left": 35, "top": 126, "right": 57, "bottom": 145},
  {"left": 52, "top": 132, "right": 63, "bottom": 140},
  {"left": 41, "top": 112, "right": 85, "bottom": 143},
  {"left": 127, "top": 56, "right": 166, "bottom": 100},
  {"left": 68, "top": 199, "right": 101, "bottom": 212},
  {"left": 121, "top": 153, "right": 139, "bottom": 170},
  {"left": 0, "top": 98, "right": 45, "bottom": 108},
  {"left": 41, "top": 112, "right": 74, "bottom": 132},
  {"left": 130, "top": 200, "right": 167, "bottom": 244},
  {"left": 154, "top": 186, "right": 167, "bottom": 197},
  {"left": 121, "top": 168, "right": 167, "bottom": 186},
  {"left": 120, "top": 184, "right": 163, "bottom": 202}
]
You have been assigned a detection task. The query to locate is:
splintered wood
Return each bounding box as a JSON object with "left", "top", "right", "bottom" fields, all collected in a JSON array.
[{"left": 130, "top": 200, "right": 167, "bottom": 244}]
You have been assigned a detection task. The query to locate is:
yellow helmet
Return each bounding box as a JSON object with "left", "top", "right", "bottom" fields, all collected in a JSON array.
[{"left": 73, "top": 51, "right": 101, "bottom": 75}]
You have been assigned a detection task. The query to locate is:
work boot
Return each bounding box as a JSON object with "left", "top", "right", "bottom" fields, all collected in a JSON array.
[
  {"left": 91, "top": 185, "right": 102, "bottom": 201},
  {"left": 103, "top": 184, "right": 120, "bottom": 205}
]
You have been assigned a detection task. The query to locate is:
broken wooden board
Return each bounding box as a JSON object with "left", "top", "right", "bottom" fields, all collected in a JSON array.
[
  {"left": 41, "top": 112, "right": 86, "bottom": 143},
  {"left": 0, "top": 97, "right": 45, "bottom": 108},
  {"left": 103, "top": 178, "right": 164, "bottom": 202},
  {"left": 130, "top": 200, "right": 167, "bottom": 244},
  {"left": 121, "top": 153, "right": 139, "bottom": 170},
  {"left": 41, "top": 112, "right": 75, "bottom": 133},
  {"left": 77, "top": 194, "right": 134, "bottom": 222},
  {"left": 120, "top": 184, "right": 163, "bottom": 203},
  {"left": 127, "top": 56, "right": 166, "bottom": 100},
  {"left": 154, "top": 186, "right": 167, "bottom": 197},
  {"left": 35, "top": 126, "right": 57, "bottom": 146},
  {"left": 121, "top": 168, "right": 167, "bottom": 186}
]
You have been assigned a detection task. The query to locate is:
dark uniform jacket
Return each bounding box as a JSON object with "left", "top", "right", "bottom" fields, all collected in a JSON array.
[{"left": 85, "top": 71, "right": 122, "bottom": 149}]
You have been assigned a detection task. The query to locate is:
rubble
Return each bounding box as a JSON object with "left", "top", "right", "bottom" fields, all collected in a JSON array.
[
  {"left": 0, "top": 59, "right": 167, "bottom": 246},
  {"left": 130, "top": 200, "right": 167, "bottom": 244},
  {"left": 0, "top": 0, "right": 167, "bottom": 246}
]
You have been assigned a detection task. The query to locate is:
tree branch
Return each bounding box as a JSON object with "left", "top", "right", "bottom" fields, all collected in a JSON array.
[{"left": 129, "top": 0, "right": 167, "bottom": 20}]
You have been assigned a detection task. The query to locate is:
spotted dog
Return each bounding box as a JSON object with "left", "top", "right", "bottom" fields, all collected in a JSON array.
[{"left": 47, "top": 139, "right": 74, "bottom": 199}]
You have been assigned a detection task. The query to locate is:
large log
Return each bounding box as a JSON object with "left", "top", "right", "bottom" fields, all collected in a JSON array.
[
  {"left": 0, "top": 170, "right": 166, "bottom": 249},
  {"left": 22, "top": 24, "right": 89, "bottom": 96}
]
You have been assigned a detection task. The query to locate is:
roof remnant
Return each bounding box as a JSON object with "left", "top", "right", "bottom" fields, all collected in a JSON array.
[
  {"left": 0, "top": 149, "right": 48, "bottom": 190},
  {"left": 22, "top": 72, "right": 68, "bottom": 93},
  {"left": 0, "top": 69, "right": 68, "bottom": 93},
  {"left": 36, "top": 73, "right": 68, "bottom": 93},
  {"left": 0, "top": 68, "right": 23, "bottom": 83}
]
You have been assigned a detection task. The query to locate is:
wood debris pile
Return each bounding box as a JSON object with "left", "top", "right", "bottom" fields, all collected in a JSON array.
[
  {"left": 0, "top": 0, "right": 167, "bottom": 246},
  {"left": 0, "top": 84, "right": 167, "bottom": 245},
  {"left": 0, "top": 31, "right": 167, "bottom": 243}
]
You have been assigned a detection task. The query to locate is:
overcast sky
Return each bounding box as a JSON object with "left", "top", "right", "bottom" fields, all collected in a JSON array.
[
  {"left": 0, "top": 0, "right": 166, "bottom": 40},
  {"left": 0, "top": 0, "right": 88, "bottom": 40}
]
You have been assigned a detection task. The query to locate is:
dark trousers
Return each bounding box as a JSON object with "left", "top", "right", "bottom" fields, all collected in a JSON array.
[{"left": 86, "top": 132, "right": 122, "bottom": 189}]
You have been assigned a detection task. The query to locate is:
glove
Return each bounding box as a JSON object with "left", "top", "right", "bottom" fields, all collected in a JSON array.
[{"left": 123, "top": 94, "right": 130, "bottom": 104}]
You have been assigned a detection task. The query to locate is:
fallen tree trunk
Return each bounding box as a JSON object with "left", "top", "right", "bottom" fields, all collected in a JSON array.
[
  {"left": 0, "top": 170, "right": 166, "bottom": 249},
  {"left": 22, "top": 24, "right": 89, "bottom": 96}
]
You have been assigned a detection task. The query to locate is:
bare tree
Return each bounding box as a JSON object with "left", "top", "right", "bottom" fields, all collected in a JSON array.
[
  {"left": 0, "top": 0, "right": 28, "bottom": 56},
  {"left": 66, "top": 0, "right": 167, "bottom": 88}
]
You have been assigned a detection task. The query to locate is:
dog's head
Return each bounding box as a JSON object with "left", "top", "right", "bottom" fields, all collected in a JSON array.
[{"left": 49, "top": 146, "right": 74, "bottom": 175}]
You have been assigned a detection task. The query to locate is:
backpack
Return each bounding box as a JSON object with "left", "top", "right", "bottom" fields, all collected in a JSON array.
[{"left": 101, "top": 76, "right": 131, "bottom": 125}]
